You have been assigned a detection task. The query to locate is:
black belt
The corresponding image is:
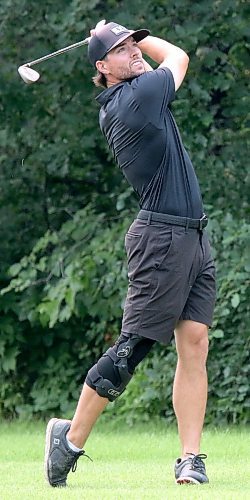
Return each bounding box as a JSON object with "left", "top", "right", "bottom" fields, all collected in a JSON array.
[{"left": 137, "top": 210, "right": 208, "bottom": 230}]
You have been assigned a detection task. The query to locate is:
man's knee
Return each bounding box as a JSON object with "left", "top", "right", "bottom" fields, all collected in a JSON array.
[
  {"left": 175, "top": 321, "right": 209, "bottom": 363},
  {"left": 85, "top": 333, "right": 155, "bottom": 402},
  {"left": 192, "top": 335, "right": 209, "bottom": 365}
]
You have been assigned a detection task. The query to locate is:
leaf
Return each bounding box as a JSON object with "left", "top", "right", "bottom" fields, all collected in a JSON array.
[
  {"left": 9, "top": 263, "right": 21, "bottom": 277},
  {"left": 212, "top": 329, "right": 224, "bottom": 338},
  {"left": 231, "top": 293, "right": 240, "bottom": 309},
  {"left": 1, "top": 347, "right": 19, "bottom": 373},
  {"left": 65, "top": 287, "right": 75, "bottom": 310},
  {"left": 38, "top": 300, "right": 61, "bottom": 328}
]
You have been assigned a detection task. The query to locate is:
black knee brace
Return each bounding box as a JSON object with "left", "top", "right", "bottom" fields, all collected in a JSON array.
[{"left": 86, "top": 334, "right": 155, "bottom": 402}]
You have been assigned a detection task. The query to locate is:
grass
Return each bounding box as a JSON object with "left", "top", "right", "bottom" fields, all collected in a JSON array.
[{"left": 0, "top": 419, "right": 249, "bottom": 499}]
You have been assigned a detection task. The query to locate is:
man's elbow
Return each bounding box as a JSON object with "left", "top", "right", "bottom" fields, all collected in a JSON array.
[
  {"left": 177, "top": 50, "right": 189, "bottom": 78},
  {"left": 171, "top": 51, "right": 190, "bottom": 90},
  {"left": 184, "top": 52, "right": 190, "bottom": 68},
  {"left": 179, "top": 50, "right": 189, "bottom": 68}
]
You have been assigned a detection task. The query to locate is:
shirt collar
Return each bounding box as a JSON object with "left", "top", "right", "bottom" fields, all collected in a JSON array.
[{"left": 96, "top": 82, "right": 125, "bottom": 106}]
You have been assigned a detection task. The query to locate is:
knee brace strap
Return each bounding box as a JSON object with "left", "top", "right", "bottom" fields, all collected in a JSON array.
[{"left": 86, "top": 335, "right": 143, "bottom": 402}]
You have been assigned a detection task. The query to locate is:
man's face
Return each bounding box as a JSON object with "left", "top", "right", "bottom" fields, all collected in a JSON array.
[{"left": 97, "top": 36, "right": 145, "bottom": 84}]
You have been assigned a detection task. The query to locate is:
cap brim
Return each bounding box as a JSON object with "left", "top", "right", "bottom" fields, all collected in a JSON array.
[{"left": 107, "top": 29, "right": 150, "bottom": 55}]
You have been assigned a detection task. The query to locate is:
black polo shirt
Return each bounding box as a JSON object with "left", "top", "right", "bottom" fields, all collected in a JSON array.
[{"left": 96, "top": 67, "right": 203, "bottom": 218}]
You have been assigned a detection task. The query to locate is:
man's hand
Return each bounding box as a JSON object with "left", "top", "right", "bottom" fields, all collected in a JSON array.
[{"left": 90, "top": 19, "right": 106, "bottom": 38}]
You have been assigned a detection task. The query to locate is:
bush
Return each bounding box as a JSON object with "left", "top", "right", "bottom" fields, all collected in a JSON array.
[
  {"left": 1, "top": 209, "right": 249, "bottom": 423},
  {"left": 0, "top": 205, "right": 131, "bottom": 418}
]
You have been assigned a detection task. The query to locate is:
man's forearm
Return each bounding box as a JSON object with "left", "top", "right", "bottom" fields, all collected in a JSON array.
[
  {"left": 138, "top": 36, "right": 188, "bottom": 66},
  {"left": 138, "top": 35, "right": 189, "bottom": 90}
]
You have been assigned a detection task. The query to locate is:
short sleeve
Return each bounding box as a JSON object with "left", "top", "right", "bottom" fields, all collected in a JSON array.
[{"left": 131, "top": 67, "right": 175, "bottom": 125}]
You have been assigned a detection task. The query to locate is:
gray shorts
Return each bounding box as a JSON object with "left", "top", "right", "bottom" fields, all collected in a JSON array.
[{"left": 121, "top": 217, "right": 216, "bottom": 344}]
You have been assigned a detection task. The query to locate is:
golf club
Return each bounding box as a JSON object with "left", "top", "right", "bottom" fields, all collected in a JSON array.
[{"left": 18, "top": 36, "right": 90, "bottom": 84}]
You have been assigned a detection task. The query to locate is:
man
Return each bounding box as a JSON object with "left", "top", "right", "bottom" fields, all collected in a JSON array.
[{"left": 44, "top": 20, "right": 216, "bottom": 487}]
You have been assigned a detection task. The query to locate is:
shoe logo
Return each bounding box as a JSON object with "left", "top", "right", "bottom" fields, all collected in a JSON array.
[
  {"left": 54, "top": 438, "right": 60, "bottom": 445},
  {"left": 108, "top": 389, "right": 120, "bottom": 397}
]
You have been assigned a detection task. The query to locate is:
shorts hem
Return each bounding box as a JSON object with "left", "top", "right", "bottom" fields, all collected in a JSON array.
[
  {"left": 121, "top": 328, "right": 174, "bottom": 345},
  {"left": 179, "top": 314, "right": 213, "bottom": 329}
]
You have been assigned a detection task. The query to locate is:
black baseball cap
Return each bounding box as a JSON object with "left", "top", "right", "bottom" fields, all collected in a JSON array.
[{"left": 88, "top": 22, "right": 150, "bottom": 67}]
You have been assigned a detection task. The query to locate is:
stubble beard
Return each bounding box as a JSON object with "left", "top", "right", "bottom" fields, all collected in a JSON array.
[{"left": 119, "top": 66, "right": 145, "bottom": 80}]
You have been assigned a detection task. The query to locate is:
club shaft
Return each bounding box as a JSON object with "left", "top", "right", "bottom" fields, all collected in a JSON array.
[{"left": 27, "top": 37, "right": 90, "bottom": 68}]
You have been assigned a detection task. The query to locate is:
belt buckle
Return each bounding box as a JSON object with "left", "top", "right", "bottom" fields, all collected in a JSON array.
[{"left": 199, "top": 214, "right": 208, "bottom": 230}]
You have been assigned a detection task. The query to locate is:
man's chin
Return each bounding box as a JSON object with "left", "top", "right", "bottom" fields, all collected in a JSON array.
[
  {"left": 120, "top": 67, "right": 146, "bottom": 81},
  {"left": 131, "top": 67, "right": 146, "bottom": 77}
]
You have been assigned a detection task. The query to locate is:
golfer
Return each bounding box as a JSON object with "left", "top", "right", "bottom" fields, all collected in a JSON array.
[{"left": 45, "top": 20, "right": 216, "bottom": 487}]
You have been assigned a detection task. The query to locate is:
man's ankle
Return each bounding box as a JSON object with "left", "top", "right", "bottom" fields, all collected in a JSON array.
[
  {"left": 66, "top": 431, "right": 83, "bottom": 450},
  {"left": 181, "top": 451, "right": 199, "bottom": 460}
]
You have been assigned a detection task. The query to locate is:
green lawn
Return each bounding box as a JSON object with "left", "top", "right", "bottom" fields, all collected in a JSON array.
[{"left": 0, "top": 419, "right": 249, "bottom": 499}]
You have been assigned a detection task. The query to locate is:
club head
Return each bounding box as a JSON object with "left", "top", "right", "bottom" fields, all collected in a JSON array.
[{"left": 18, "top": 65, "right": 40, "bottom": 84}]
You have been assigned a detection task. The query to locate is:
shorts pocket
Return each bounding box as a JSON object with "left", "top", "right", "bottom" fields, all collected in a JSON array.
[
  {"left": 126, "top": 231, "right": 142, "bottom": 238},
  {"left": 152, "top": 227, "right": 175, "bottom": 269},
  {"left": 125, "top": 231, "right": 142, "bottom": 269}
]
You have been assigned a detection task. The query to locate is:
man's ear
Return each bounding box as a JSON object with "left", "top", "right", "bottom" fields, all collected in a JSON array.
[{"left": 96, "top": 60, "right": 109, "bottom": 74}]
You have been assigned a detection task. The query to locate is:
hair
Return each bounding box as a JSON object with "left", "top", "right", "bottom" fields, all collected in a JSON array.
[{"left": 92, "top": 70, "right": 107, "bottom": 89}]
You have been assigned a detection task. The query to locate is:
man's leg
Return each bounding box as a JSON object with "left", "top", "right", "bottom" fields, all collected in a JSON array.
[
  {"left": 45, "top": 333, "right": 155, "bottom": 487},
  {"left": 173, "top": 319, "right": 209, "bottom": 484},
  {"left": 67, "top": 383, "right": 109, "bottom": 448},
  {"left": 173, "top": 319, "right": 209, "bottom": 457},
  {"left": 44, "top": 385, "right": 107, "bottom": 488}
]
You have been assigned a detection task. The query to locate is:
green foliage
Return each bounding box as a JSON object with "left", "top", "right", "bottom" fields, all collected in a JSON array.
[
  {"left": 0, "top": 204, "right": 132, "bottom": 417},
  {"left": 0, "top": 0, "right": 249, "bottom": 421},
  {"left": 206, "top": 212, "right": 250, "bottom": 424},
  {"left": 2, "top": 205, "right": 130, "bottom": 326},
  {"left": 1, "top": 209, "right": 249, "bottom": 422}
]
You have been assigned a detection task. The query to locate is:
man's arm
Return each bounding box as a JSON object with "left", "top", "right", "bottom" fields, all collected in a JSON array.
[
  {"left": 142, "top": 59, "right": 154, "bottom": 72},
  {"left": 138, "top": 36, "right": 189, "bottom": 91}
]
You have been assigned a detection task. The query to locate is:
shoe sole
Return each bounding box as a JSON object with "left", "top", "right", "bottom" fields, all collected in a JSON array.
[
  {"left": 44, "top": 418, "right": 72, "bottom": 487},
  {"left": 176, "top": 477, "right": 202, "bottom": 485},
  {"left": 44, "top": 417, "right": 60, "bottom": 485}
]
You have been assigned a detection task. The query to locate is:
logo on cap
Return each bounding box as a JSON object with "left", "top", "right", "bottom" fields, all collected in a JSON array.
[{"left": 111, "top": 25, "right": 129, "bottom": 35}]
